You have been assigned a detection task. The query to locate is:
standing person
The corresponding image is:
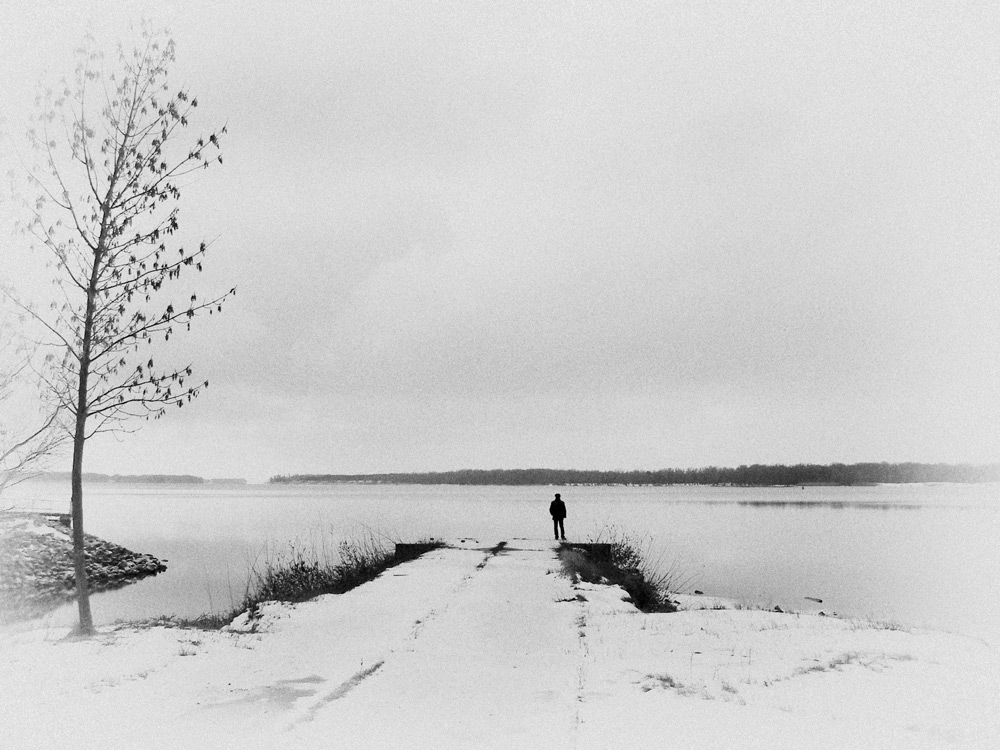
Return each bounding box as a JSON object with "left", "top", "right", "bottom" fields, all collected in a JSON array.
[{"left": 549, "top": 493, "right": 567, "bottom": 541}]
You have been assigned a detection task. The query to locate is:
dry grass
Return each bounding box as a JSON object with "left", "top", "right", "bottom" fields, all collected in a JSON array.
[
  {"left": 559, "top": 527, "right": 686, "bottom": 613},
  {"left": 150, "top": 533, "right": 443, "bottom": 630}
]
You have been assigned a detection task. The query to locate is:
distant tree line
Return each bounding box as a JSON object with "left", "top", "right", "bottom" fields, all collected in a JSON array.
[
  {"left": 33, "top": 472, "right": 206, "bottom": 484},
  {"left": 269, "top": 462, "right": 1000, "bottom": 487}
]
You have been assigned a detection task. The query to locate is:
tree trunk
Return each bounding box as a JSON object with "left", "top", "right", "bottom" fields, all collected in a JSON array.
[
  {"left": 71, "top": 229, "right": 104, "bottom": 637},
  {"left": 70, "top": 418, "right": 94, "bottom": 635},
  {"left": 70, "top": 271, "right": 97, "bottom": 635}
]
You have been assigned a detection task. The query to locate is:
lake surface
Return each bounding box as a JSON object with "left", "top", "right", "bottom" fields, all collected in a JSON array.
[{"left": 4, "top": 482, "right": 998, "bottom": 644}]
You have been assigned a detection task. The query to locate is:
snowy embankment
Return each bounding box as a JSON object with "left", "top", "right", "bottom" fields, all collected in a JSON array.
[{"left": 1, "top": 539, "right": 997, "bottom": 749}]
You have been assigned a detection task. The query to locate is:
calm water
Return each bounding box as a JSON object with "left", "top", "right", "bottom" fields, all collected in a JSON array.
[{"left": 4, "top": 482, "right": 998, "bottom": 644}]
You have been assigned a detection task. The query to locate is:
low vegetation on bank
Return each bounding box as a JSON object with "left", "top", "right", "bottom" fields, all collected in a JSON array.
[
  {"left": 168, "top": 534, "right": 444, "bottom": 630},
  {"left": 559, "top": 527, "right": 686, "bottom": 613}
]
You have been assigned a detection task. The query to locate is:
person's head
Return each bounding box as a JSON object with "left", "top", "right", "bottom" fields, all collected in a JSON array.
[{"left": 555, "top": 493, "right": 561, "bottom": 500}]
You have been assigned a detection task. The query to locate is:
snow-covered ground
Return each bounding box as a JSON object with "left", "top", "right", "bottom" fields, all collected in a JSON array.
[{"left": 1, "top": 539, "right": 997, "bottom": 749}]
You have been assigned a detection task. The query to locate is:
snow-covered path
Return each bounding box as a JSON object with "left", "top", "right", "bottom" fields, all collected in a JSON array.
[
  {"left": 293, "top": 539, "right": 583, "bottom": 748},
  {"left": 2, "top": 538, "right": 999, "bottom": 749}
]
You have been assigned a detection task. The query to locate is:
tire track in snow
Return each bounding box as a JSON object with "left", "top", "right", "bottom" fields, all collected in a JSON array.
[
  {"left": 404, "top": 542, "right": 506, "bottom": 646},
  {"left": 571, "top": 587, "right": 590, "bottom": 748},
  {"left": 287, "top": 660, "right": 384, "bottom": 728}
]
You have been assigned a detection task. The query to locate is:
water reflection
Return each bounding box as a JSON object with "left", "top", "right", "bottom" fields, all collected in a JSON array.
[
  {"left": 733, "top": 500, "right": 925, "bottom": 510},
  {"left": 0, "top": 572, "right": 159, "bottom": 625}
]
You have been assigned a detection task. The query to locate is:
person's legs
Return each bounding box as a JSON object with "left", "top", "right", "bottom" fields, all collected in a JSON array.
[
  {"left": 553, "top": 518, "right": 560, "bottom": 540},
  {"left": 559, "top": 519, "right": 565, "bottom": 540}
]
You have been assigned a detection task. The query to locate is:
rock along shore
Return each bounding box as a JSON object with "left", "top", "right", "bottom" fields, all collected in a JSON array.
[{"left": 0, "top": 511, "right": 166, "bottom": 622}]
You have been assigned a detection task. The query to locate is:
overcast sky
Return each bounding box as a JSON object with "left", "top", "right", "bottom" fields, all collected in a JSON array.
[{"left": 2, "top": 1, "right": 998, "bottom": 482}]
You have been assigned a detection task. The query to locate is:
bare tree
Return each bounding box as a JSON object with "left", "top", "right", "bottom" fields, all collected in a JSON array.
[
  {"left": 0, "top": 316, "right": 64, "bottom": 497},
  {"left": 14, "top": 28, "right": 234, "bottom": 634}
]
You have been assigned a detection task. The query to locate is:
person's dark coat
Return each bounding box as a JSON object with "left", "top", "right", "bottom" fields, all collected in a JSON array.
[{"left": 549, "top": 498, "right": 566, "bottom": 520}]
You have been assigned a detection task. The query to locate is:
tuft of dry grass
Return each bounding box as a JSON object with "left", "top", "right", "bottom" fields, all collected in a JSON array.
[
  {"left": 142, "top": 534, "right": 443, "bottom": 630},
  {"left": 237, "top": 534, "right": 443, "bottom": 616},
  {"left": 559, "top": 527, "right": 685, "bottom": 613},
  {"left": 850, "top": 615, "right": 908, "bottom": 632}
]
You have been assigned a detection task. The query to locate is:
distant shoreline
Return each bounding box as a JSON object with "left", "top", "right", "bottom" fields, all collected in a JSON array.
[
  {"left": 269, "top": 462, "right": 1000, "bottom": 487},
  {"left": 22, "top": 462, "right": 999, "bottom": 489},
  {"left": 27, "top": 473, "right": 248, "bottom": 485}
]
